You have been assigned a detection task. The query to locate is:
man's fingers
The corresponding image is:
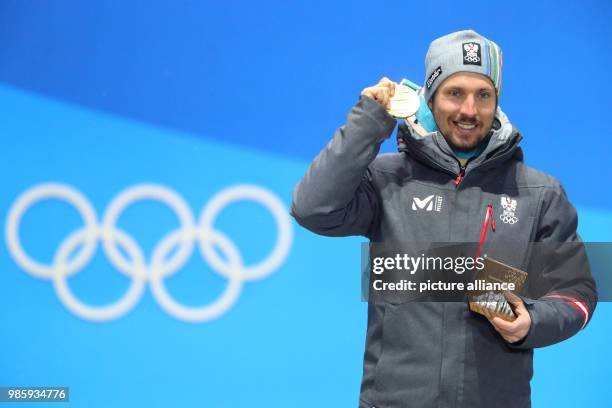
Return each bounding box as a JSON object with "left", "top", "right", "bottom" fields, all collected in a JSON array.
[
  {"left": 361, "top": 87, "right": 383, "bottom": 103},
  {"left": 489, "top": 310, "right": 531, "bottom": 343},
  {"left": 378, "top": 77, "right": 397, "bottom": 95},
  {"left": 489, "top": 317, "right": 517, "bottom": 342},
  {"left": 503, "top": 291, "right": 526, "bottom": 314},
  {"left": 361, "top": 80, "right": 398, "bottom": 109},
  {"left": 490, "top": 316, "right": 513, "bottom": 332},
  {"left": 376, "top": 87, "right": 391, "bottom": 108}
]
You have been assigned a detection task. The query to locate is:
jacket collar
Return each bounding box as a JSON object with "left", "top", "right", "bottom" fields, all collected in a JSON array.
[{"left": 397, "top": 107, "right": 523, "bottom": 175}]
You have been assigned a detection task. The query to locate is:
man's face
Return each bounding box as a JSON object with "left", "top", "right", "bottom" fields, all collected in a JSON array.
[{"left": 428, "top": 72, "right": 497, "bottom": 151}]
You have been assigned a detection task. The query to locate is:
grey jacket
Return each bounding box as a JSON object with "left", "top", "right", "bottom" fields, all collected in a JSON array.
[{"left": 291, "top": 96, "right": 597, "bottom": 408}]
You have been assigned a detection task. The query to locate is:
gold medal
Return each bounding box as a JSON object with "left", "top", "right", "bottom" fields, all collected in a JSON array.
[{"left": 388, "top": 83, "right": 420, "bottom": 118}]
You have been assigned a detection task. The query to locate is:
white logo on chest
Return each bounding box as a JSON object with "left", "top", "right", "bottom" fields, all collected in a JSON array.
[
  {"left": 500, "top": 196, "right": 518, "bottom": 224},
  {"left": 412, "top": 194, "right": 443, "bottom": 212}
]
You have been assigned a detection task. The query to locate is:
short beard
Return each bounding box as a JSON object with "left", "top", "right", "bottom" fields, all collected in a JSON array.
[
  {"left": 429, "top": 93, "right": 497, "bottom": 153},
  {"left": 443, "top": 133, "right": 490, "bottom": 152}
]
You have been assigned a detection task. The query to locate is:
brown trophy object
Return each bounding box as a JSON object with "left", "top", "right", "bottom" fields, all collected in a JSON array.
[{"left": 468, "top": 257, "right": 528, "bottom": 322}]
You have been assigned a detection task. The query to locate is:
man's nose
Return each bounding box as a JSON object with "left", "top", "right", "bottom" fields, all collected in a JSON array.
[{"left": 459, "top": 95, "right": 477, "bottom": 117}]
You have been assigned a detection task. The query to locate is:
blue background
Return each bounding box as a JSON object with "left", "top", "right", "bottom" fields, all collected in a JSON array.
[{"left": 1, "top": 1, "right": 611, "bottom": 407}]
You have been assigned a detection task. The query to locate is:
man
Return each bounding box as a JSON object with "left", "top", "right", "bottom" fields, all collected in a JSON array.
[{"left": 291, "top": 30, "right": 597, "bottom": 408}]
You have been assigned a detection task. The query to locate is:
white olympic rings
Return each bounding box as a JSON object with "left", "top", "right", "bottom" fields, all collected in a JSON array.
[
  {"left": 500, "top": 213, "right": 518, "bottom": 224},
  {"left": 5, "top": 183, "right": 293, "bottom": 322}
]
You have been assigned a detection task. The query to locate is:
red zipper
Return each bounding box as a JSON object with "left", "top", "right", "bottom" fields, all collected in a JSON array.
[
  {"left": 454, "top": 165, "right": 466, "bottom": 186},
  {"left": 475, "top": 204, "right": 496, "bottom": 258}
]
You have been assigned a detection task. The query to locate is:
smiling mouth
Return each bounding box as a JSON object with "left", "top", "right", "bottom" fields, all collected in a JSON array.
[{"left": 453, "top": 121, "right": 479, "bottom": 132}]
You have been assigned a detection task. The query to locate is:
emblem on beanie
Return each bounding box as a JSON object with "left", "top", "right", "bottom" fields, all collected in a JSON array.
[
  {"left": 463, "top": 42, "right": 481, "bottom": 66},
  {"left": 426, "top": 66, "right": 442, "bottom": 89}
]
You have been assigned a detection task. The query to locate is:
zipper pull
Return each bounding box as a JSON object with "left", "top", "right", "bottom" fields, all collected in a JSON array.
[
  {"left": 476, "top": 203, "right": 496, "bottom": 258},
  {"left": 454, "top": 165, "right": 466, "bottom": 186},
  {"left": 486, "top": 204, "right": 497, "bottom": 231}
]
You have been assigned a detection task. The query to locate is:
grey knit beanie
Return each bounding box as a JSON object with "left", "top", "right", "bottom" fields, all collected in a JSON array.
[{"left": 423, "top": 29, "right": 503, "bottom": 102}]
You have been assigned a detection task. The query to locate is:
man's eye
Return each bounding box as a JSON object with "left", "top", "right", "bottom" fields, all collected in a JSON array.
[
  {"left": 479, "top": 91, "right": 492, "bottom": 99},
  {"left": 449, "top": 89, "right": 461, "bottom": 97}
]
